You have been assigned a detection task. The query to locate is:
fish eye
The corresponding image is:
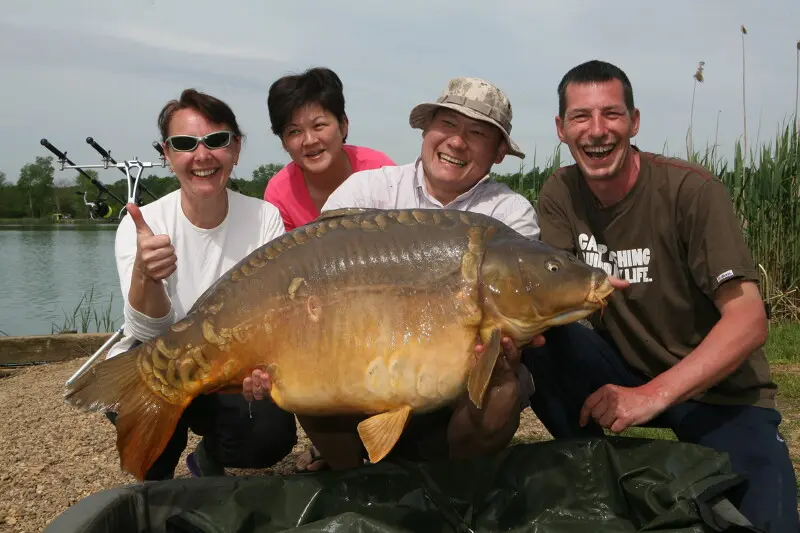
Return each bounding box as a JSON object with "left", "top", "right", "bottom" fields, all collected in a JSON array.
[{"left": 546, "top": 259, "right": 561, "bottom": 272}]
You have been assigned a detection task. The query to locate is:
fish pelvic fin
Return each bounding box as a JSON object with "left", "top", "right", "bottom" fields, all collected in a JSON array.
[
  {"left": 357, "top": 405, "right": 412, "bottom": 464},
  {"left": 467, "top": 328, "right": 502, "bottom": 410},
  {"left": 63, "top": 350, "right": 188, "bottom": 481}
]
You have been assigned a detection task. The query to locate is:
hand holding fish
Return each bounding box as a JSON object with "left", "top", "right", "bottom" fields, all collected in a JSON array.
[
  {"left": 447, "top": 335, "right": 524, "bottom": 459},
  {"left": 127, "top": 203, "right": 177, "bottom": 282},
  {"left": 477, "top": 334, "right": 545, "bottom": 355},
  {"left": 607, "top": 275, "right": 630, "bottom": 290},
  {"left": 242, "top": 368, "right": 272, "bottom": 402},
  {"left": 578, "top": 383, "right": 670, "bottom": 433}
]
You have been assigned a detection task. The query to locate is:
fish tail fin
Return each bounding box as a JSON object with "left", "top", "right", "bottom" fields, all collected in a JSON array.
[
  {"left": 467, "top": 327, "right": 502, "bottom": 409},
  {"left": 64, "top": 350, "right": 187, "bottom": 481}
]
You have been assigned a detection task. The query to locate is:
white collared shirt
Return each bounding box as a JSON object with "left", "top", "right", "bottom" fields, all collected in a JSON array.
[{"left": 321, "top": 158, "right": 541, "bottom": 239}]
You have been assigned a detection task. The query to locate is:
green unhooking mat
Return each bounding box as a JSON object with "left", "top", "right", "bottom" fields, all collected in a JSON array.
[{"left": 43, "top": 437, "right": 760, "bottom": 533}]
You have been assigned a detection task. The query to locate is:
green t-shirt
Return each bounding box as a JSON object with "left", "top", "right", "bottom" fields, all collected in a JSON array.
[{"left": 537, "top": 149, "right": 776, "bottom": 409}]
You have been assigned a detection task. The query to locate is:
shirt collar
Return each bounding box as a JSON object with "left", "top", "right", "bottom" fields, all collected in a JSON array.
[{"left": 412, "top": 157, "right": 493, "bottom": 207}]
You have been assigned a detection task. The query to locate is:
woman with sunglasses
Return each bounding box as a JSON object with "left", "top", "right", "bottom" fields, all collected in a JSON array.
[
  {"left": 103, "top": 88, "right": 297, "bottom": 480},
  {"left": 263, "top": 67, "right": 395, "bottom": 231}
]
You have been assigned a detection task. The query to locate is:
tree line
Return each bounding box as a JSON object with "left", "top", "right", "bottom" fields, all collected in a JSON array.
[
  {"left": 0, "top": 158, "right": 284, "bottom": 220},
  {"left": 0, "top": 155, "right": 557, "bottom": 221}
]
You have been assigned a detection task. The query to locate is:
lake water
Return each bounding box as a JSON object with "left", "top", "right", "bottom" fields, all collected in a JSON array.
[{"left": 0, "top": 224, "right": 124, "bottom": 336}]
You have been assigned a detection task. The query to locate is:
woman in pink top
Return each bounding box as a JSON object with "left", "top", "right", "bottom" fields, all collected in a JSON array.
[{"left": 263, "top": 67, "right": 395, "bottom": 231}]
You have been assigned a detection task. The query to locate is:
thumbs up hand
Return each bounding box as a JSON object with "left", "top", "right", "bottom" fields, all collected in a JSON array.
[{"left": 127, "top": 203, "right": 176, "bottom": 282}]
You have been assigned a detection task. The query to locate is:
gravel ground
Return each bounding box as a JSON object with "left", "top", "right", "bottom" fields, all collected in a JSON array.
[{"left": 0, "top": 358, "right": 551, "bottom": 533}]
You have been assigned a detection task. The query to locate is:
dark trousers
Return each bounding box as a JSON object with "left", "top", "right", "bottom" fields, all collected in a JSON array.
[
  {"left": 521, "top": 323, "right": 799, "bottom": 533},
  {"left": 107, "top": 392, "right": 297, "bottom": 480}
]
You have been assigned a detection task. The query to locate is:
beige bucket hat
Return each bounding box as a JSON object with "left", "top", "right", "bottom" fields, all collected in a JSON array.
[{"left": 409, "top": 77, "right": 525, "bottom": 159}]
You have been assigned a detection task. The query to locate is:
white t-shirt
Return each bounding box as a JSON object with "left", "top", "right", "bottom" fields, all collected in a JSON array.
[
  {"left": 106, "top": 189, "right": 285, "bottom": 358},
  {"left": 321, "top": 157, "right": 538, "bottom": 404},
  {"left": 321, "top": 158, "right": 541, "bottom": 239}
]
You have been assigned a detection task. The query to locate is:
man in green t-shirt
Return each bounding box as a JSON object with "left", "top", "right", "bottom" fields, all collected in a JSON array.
[{"left": 521, "top": 59, "right": 797, "bottom": 533}]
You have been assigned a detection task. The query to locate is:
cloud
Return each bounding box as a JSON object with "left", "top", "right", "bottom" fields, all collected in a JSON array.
[{"left": 2, "top": 0, "right": 799, "bottom": 184}]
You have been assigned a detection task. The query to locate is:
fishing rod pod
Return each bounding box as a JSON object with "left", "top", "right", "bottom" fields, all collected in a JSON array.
[
  {"left": 86, "top": 137, "right": 159, "bottom": 202},
  {"left": 40, "top": 137, "right": 166, "bottom": 220}
]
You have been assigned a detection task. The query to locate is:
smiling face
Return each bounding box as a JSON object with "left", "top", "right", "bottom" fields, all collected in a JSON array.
[
  {"left": 281, "top": 102, "right": 348, "bottom": 175},
  {"left": 420, "top": 108, "right": 507, "bottom": 204},
  {"left": 556, "top": 79, "right": 640, "bottom": 182},
  {"left": 163, "top": 107, "right": 241, "bottom": 201}
]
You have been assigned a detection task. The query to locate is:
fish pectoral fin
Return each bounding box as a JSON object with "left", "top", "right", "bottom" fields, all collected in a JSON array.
[
  {"left": 357, "top": 406, "right": 412, "bottom": 464},
  {"left": 467, "top": 328, "right": 502, "bottom": 410}
]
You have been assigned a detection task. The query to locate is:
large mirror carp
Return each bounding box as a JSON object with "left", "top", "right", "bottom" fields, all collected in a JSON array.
[{"left": 64, "top": 208, "right": 613, "bottom": 480}]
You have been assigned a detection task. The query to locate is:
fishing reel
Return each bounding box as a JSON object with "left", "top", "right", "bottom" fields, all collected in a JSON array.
[{"left": 75, "top": 190, "right": 114, "bottom": 220}]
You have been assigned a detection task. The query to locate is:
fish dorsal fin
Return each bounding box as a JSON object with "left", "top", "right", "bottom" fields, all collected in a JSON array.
[
  {"left": 315, "top": 208, "right": 382, "bottom": 222},
  {"left": 357, "top": 405, "right": 412, "bottom": 463},
  {"left": 467, "top": 328, "right": 502, "bottom": 409}
]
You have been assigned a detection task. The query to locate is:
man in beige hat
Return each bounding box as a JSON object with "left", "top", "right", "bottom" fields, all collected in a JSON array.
[
  {"left": 244, "top": 77, "right": 541, "bottom": 473},
  {"left": 321, "top": 76, "right": 540, "bottom": 239}
]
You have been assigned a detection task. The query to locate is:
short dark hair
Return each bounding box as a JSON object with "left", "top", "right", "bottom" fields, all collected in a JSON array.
[
  {"left": 557, "top": 60, "right": 635, "bottom": 119},
  {"left": 267, "top": 67, "right": 348, "bottom": 142},
  {"left": 157, "top": 88, "right": 244, "bottom": 141}
]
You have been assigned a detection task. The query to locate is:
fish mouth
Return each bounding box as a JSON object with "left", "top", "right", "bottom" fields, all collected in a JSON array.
[
  {"left": 587, "top": 272, "right": 614, "bottom": 304},
  {"left": 537, "top": 273, "right": 615, "bottom": 329}
]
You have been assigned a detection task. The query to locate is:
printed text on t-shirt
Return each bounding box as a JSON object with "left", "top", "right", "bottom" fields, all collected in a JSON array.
[{"left": 578, "top": 233, "right": 653, "bottom": 283}]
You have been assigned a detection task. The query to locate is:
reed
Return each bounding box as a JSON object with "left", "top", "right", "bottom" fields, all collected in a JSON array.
[
  {"left": 51, "top": 286, "right": 120, "bottom": 334},
  {"left": 741, "top": 25, "right": 749, "bottom": 163},
  {"left": 795, "top": 40, "right": 799, "bottom": 134},
  {"left": 718, "top": 123, "right": 800, "bottom": 322},
  {"left": 687, "top": 61, "right": 705, "bottom": 160}
]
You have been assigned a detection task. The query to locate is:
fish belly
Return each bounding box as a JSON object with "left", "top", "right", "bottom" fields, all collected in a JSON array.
[{"left": 266, "top": 289, "right": 479, "bottom": 416}]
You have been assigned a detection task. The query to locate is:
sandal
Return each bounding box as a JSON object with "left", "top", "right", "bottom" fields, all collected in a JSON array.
[
  {"left": 185, "top": 452, "right": 202, "bottom": 477},
  {"left": 295, "top": 445, "right": 329, "bottom": 472}
]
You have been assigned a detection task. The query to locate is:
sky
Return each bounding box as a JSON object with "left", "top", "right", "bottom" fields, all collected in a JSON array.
[{"left": 1, "top": 0, "right": 798, "bottom": 187}]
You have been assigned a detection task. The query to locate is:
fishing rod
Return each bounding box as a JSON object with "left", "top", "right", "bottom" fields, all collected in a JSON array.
[
  {"left": 86, "top": 137, "right": 159, "bottom": 202},
  {"left": 40, "top": 138, "right": 127, "bottom": 207}
]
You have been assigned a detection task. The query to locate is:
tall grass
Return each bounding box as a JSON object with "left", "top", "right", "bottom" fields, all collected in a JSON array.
[
  {"left": 51, "top": 286, "right": 120, "bottom": 334},
  {"left": 708, "top": 123, "right": 799, "bottom": 321},
  {"left": 490, "top": 144, "right": 564, "bottom": 206}
]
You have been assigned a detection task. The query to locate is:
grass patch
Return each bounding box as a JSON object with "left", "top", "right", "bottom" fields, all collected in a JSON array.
[
  {"left": 765, "top": 322, "right": 800, "bottom": 364},
  {"left": 773, "top": 371, "right": 800, "bottom": 400},
  {"left": 618, "top": 427, "right": 677, "bottom": 441}
]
